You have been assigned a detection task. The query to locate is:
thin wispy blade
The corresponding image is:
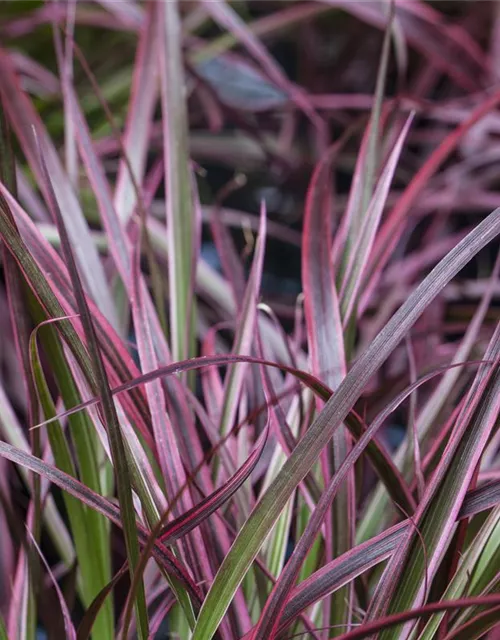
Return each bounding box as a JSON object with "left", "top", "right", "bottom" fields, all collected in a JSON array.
[
  {"left": 355, "top": 1, "right": 394, "bottom": 240},
  {"left": 365, "top": 86, "right": 500, "bottom": 306},
  {"left": 217, "top": 202, "right": 267, "bottom": 458}
]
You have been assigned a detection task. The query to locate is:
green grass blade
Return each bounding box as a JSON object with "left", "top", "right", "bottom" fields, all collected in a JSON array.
[
  {"left": 160, "top": 0, "right": 196, "bottom": 363},
  {"left": 36, "top": 141, "right": 148, "bottom": 638},
  {"left": 29, "top": 318, "right": 114, "bottom": 640}
]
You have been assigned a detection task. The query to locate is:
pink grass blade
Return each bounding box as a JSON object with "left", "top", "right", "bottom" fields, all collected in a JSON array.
[
  {"left": 0, "top": 48, "right": 117, "bottom": 327},
  {"left": 217, "top": 203, "right": 266, "bottom": 460},
  {"left": 364, "top": 87, "right": 500, "bottom": 308},
  {"left": 302, "top": 140, "right": 351, "bottom": 633},
  {"left": 369, "top": 326, "right": 500, "bottom": 639},
  {"left": 191, "top": 208, "right": 500, "bottom": 640},
  {"left": 352, "top": 3, "right": 394, "bottom": 242},
  {"left": 249, "top": 356, "right": 485, "bottom": 638},
  {"left": 130, "top": 232, "right": 216, "bottom": 600},
  {"left": 340, "top": 114, "right": 413, "bottom": 324},
  {"left": 358, "top": 249, "right": 500, "bottom": 543}
]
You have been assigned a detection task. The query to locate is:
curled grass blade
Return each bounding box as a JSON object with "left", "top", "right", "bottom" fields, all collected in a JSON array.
[{"left": 31, "top": 352, "right": 415, "bottom": 516}]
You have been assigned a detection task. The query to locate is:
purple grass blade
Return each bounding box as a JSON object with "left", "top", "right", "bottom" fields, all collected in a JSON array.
[
  {"left": 251, "top": 358, "right": 487, "bottom": 638},
  {"left": 130, "top": 230, "right": 216, "bottom": 599},
  {"left": 368, "top": 325, "right": 500, "bottom": 639},
  {"left": 340, "top": 114, "right": 413, "bottom": 323},
  {"left": 217, "top": 203, "right": 266, "bottom": 469},
  {"left": 191, "top": 207, "right": 500, "bottom": 640},
  {"left": 0, "top": 48, "right": 116, "bottom": 327},
  {"left": 365, "top": 87, "right": 500, "bottom": 308},
  {"left": 302, "top": 142, "right": 352, "bottom": 633}
]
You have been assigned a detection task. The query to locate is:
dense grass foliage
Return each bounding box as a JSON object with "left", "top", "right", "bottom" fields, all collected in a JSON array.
[{"left": 0, "top": 2, "right": 500, "bottom": 639}]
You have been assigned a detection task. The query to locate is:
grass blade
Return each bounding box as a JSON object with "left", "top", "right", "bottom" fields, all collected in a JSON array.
[
  {"left": 190, "top": 208, "right": 500, "bottom": 639},
  {"left": 36, "top": 139, "right": 149, "bottom": 639},
  {"left": 302, "top": 141, "right": 351, "bottom": 633},
  {"left": 370, "top": 324, "right": 500, "bottom": 638},
  {"left": 160, "top": 0, "right": 196, "bottom": 363}
]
